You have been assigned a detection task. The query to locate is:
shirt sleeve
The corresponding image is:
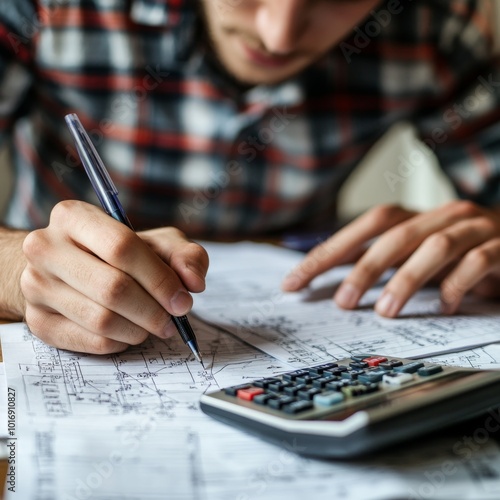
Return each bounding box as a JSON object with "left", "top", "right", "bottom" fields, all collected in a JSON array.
[
  {"left": 414, "top": 0, "right": 500, "bottom": 207},
  {"left": 0, "top": 0, "right": 36, "bottom": 148}
]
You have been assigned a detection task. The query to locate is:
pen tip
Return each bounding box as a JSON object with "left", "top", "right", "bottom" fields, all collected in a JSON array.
[{"left": 193, "top": 351, "right": 204, "bottom": 368}]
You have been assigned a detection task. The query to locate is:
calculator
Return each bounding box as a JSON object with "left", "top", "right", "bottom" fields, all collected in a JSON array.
[{"left": 200, "top": 355, "right": 500, "bottom": 458}]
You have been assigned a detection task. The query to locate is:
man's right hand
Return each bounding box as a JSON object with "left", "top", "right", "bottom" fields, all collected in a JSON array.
[{"left": 21, "top": 201, "right": 209, "bottom": 354}]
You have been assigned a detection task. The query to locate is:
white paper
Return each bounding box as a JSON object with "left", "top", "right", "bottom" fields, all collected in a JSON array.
[
  {"left": 2, "top": 241, "right": 500, "bottom": 499},
  {"left": 193, "top": 242, "right": 500, "bottom": 364},
  {"left": 11, "top": 415, "right": 500, "bottom": 500}
]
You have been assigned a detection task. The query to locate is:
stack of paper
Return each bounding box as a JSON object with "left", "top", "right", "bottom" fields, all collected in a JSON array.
[{"left": 1, "top": 242, "right": 500, "bottom": 499}]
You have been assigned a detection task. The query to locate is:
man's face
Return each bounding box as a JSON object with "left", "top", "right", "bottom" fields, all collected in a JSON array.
[{"left": 202, "top": 0, "right": 381, "bottom": 86}]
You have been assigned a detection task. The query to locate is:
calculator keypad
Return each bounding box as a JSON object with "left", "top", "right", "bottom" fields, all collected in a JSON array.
[{"left": 223, "top": 355, "right": 448, "bottom": 415}]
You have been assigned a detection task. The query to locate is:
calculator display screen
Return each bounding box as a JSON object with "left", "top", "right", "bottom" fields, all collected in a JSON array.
[{"left": 321, "top": 372, "right": 479, "bottom": 422}]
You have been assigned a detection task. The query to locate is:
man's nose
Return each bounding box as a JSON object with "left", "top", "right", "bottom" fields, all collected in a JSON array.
[{"left": 255, "top": 0, "right": 307, "bottom": 55}]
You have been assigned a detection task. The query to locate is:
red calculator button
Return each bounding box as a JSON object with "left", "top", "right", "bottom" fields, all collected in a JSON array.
[
  {"left": 237, "top": 387, "right": 265, "bottom": 401},
  {"left": 363, "top": 356, "right": 387, "bottom": 367}
]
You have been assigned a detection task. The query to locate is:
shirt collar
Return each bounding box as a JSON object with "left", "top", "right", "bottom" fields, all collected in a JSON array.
[{"left": 130, "top": 0, "right": 194, "bottom": 27}]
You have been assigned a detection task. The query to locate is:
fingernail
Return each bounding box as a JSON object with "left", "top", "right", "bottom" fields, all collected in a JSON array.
[
  {"left": 170, "top": 290, "right": 192, "bottom": 316},
  {"left": 375, "top": 292, "right": 401, "bottom": 317},
  {"left": 334, "top": 283, "right": 361, "bottom": 309},
  {"left": 282, "top": 273, "right": 301, "bottom": 291}
]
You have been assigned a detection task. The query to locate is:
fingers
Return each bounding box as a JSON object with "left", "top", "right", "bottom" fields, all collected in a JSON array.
[
  {"left": 440, "top": 238, "right": 500, "bottom": 314},
  {"left": 22, "top": 241, "right": 178, "bottom": 341},
  {"left": 334, "top": 201, "right": 487, "bottom": 310},
  {"left": 49, "top": 201, "right": 195, "bottom": 317},
  {"left": 281, "top": 205, "right": 416, "bottom": 291},
  {"left": 21, "top": 200, "right": 210, "bottom": 354},
  {"left": 139, "top": 227, "right": 209, "bottom": 293},
  {"left": 24, "top": 305, "right": 129, "bottom": 355},
  {"left": 374, "top": 219, "right": 499, "bottom": 317}
]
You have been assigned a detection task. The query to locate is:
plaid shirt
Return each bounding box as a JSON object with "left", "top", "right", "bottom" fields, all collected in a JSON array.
[{"left": 1, "top": 0, "right": 500, "bottom": 238}]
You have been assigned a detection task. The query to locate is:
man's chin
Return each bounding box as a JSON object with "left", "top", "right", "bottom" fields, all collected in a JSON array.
[{"left": 221, "top": 61, "right": 307, "bottom": 87}]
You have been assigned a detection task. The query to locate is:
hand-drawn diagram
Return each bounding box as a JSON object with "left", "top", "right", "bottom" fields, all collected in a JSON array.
[
  {"left": 2, "top": 319, "right": 291, "bottom": 419},
  {"left": 194, "top": 243, "right": 500, "bottom": 364}
]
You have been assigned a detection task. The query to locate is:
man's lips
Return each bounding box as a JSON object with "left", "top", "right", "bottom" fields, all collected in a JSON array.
[{"left": 240, "top": 40, "right": 294, "bottom": 68}]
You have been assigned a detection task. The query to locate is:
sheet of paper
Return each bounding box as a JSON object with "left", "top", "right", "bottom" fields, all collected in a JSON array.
[
  {"left": 3, "top": 321, "right": 500, "bottom": 500},
  {"left": 0, "top": 319, "right": 291, "bottom": 420},
  {"left": 424, "top": 344, "right": 500, "bottom": 369},
  {"left": 193, "top": 242, "right": 500, "bottom": 365},
  {"left": 11, "top": 415, "right": 500, "bottom": 500}
]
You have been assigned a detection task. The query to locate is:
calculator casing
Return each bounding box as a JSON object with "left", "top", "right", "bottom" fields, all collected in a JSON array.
[{"left": 200, "top": 356, "right": 500, "bottom": 458}]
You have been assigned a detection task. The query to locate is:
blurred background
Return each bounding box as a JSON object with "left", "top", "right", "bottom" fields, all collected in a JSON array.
[{"left": 0, "top": 0, "right": 499, "bottom": 223}]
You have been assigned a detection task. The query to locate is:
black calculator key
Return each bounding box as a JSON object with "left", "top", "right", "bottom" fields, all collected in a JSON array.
[
  {"left": 350, "top": 361, "right": 369, "bottom": 369},
  {"left": 268, "top": 381, "right": 292, "bottom": 392},
  {"left": 308, "top": 363, "right": 339, "bottom": 375},
  {"left": 284, "top": 384, "right": 307, "bottom": 397},
  {"left": 224, "top": 384, "right": 251, "bottom": 396},
  {"left": 253, "top": 378, "right": 280, "bottom": 389},
  {"left": 253, "top": 394, "right": 276, "bottom": 405},
  {"left": 312, "top": 376, "right": 338, "bottom": 389},
  {"left": 324, "top": 366, "right": 348, "bottom": 376},
  {"left": 283, "top": 400, "right": 314, "bottom": 414},
  {"left": 418, "top": 365, "right": 443, "bottom": 376},
  {"left": 296, "top": 374, "right": 321, "bottom": 385},
  {"left": 297, "top": 388, "right": 322, "bottom": 400},
  {"left": 341, "top": 369, "right": 365, "bottom": 380},
  {"left": 268, "top": 396, "right": 296, "bottom": 410},
  {"left": 282, "top": 370, "right": 309, "bottom": 382},
  {"left": 379, "top": 360, "right": 403, "bottom": 370},
  {"left": 363, "top": 383, "right": 380, "bottom": 394},
  {"left": 394, "top": 362, "right": 425, "bottom": 374}
]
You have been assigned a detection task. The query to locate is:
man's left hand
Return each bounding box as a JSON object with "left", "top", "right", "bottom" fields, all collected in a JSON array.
[{"left": 282, "top": 201, "right": 500, "bottom": 316}]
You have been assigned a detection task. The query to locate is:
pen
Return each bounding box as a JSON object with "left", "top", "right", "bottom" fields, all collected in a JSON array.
[{"left": 65, "top": 113, "right": 204, "bottom": 368}]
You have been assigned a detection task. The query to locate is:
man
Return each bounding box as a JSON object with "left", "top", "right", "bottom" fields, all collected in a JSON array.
[{"left": 0, "top": 0, "right": 499, "bottom": 354}]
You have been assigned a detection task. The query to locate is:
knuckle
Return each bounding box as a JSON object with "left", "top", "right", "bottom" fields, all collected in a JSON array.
[
  {"left": 353, "top": 259, "right": 382, "bottom": 283},
  {"left": 149, "top": 272, "right": 175, "bottom": 296},
  {"left": 128, "top": 330, "right": 150, "bottom": 346},
  {"left": 90, "top": 308, "right": 117, "bottom": 335},
  {"left": 98, "top": 272, "right": 132, "bottom": 306},
  {"left": 384, "top": 225, "right": 414, "bottom": 248},
  {"left": 24, "top": 307, "right": 50, "bottom": 340},
  {"left": 185, "top": 242, "right": 210, "bottom": 268},
  {"left": 89, "top": 336, "right": 123, "bottom": 355},
  {"left": 448, "top": 200, "right": 480, "bottom": 219},
  {"left": 22, "top": 230, "right": 50, "bottom": 261},
  {"left": 464, "top": 247, "right": 493, "bottom": 271},
  {"left": 423, "top": 233, "right": 455, "bottom": 258},
  {"left": 395, "top": 269, "right": 420, "bottom": 290},
  {"left": 167, "top": 226, "right": 187, "bottom": 239},
  {"left": 103, "top": 230, "right": 136, "bottom": 263},
  {"left": 368, "top": 204, "right": 400, "bottom": 223},
  {"left": 19, "top": 266, "right": 39, "bottom": 299},
  {"left": 49, "top": 200, "right": 78, "bottom": 226},
  {"left": 474, "top": 217, "right": 497, "bottom": 234}
]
